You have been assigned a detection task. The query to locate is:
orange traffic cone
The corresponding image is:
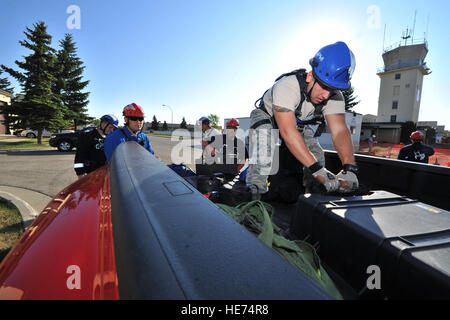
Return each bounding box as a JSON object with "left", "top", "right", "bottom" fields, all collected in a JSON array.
[{"left": 447, "top": 161, "right": 450, "bottom": 167}]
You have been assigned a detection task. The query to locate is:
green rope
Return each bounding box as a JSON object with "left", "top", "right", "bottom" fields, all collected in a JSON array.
[{"left": 217, "top": 200, "right": 343, "bottom": 300}]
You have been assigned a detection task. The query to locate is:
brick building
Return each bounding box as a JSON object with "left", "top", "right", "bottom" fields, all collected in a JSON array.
[{"left": 0, "top": 89, "right": 14, "bottom": 134}]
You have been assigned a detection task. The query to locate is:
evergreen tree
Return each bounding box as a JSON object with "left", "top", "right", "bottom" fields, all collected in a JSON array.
[
  {"left": 54, "top": 34, "right": 90, "bottom": 129},
  {"left": 180, "top": 117, "right": 187, "bottom": 129},
  {"left": 424, "top": 127, "right": 436, "bottom": 145},
  {"left": 1, "top": 22, "right": 69, "bottom": 144},
  {"left": 342, "top": 87, "right": 360, "bottom": 111},
  {"left": 162, "top": 121, "right": 168, "bottom": 131},
  {"left": 151, "top": 115, "right": 159, "bottom": 130},
  {"left": 0, "top": 70, "right": 14, "bottom": 94}
]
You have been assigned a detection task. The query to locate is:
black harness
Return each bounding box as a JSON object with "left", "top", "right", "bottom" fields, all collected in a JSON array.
[{"left": 251, "top": 69, "right": 326, "bottom": 138}]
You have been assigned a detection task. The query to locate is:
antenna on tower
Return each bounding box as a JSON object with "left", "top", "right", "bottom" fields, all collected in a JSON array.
[
  {"left": 401, "top": 27, "right": 411, "bottom": 46},
  {"left": 412, "top": 10, "right": 417, "bottom": 44},
  {"left": 382, "top": 24, "right": 386, "bottom": 52}
]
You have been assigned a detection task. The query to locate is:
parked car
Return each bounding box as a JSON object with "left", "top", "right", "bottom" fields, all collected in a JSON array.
[
  {"left": 13, "top": 129, "right": 25, "bottom": 137},
  {"left": 49, "top": 127, "right": 96, "bottom": 152},
  {"left": 18, "top": 128, "right": 74, "bottom": 139}
]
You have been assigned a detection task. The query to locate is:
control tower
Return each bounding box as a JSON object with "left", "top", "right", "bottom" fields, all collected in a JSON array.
[{"left": 376, "top": 37, "right": 431, "bottom": 124}]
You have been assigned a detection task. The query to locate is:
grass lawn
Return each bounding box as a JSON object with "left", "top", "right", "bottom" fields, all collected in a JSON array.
[
  {"left": 147, "top": 133, "right": 194, "bottom": 139},
  {"left": 147, "top": 133, "right": 172, "bottom": 138},
  {"left": 0, "top": 199, "right": 24, "bottom": 263},
  {"left": 0, "top": 138, "right": 52, "bottom": 150}
]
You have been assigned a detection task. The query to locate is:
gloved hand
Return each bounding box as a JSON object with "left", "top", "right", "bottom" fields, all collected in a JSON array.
[
  {"left": 248, "top": 184, "right": 261, "bottom": 201},
  {"left": 310, "top": 166, "right": 340, "bottom": 193},
  {"left": 336, "top": 170, "right": 359, "bottom": 193}
]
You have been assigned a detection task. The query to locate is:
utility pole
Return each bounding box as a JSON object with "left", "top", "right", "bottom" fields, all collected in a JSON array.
[{"left": 162, "top": 104, "right": 173, "bottom": 124}]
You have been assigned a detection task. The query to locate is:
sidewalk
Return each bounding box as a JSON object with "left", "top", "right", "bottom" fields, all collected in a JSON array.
[
  {"left": 0, "top": 138, "right": 54, "bottom": 227},
  {"left": 0, "top": 186, "right": 52, "bottom": 229}
]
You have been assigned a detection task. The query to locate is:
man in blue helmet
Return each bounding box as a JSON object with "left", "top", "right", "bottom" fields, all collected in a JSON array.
[
  {"left": 246, "top": 42, "right": 359, "bottom": 198},
  {"left": 198, "top": 116, "right": 221, "bottom": 162},
  {"left": 74, "top": 114, "right": 118, "bottom": 178}
]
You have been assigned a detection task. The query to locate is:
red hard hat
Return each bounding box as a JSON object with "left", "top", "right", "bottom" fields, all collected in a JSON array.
[
  {"left": 410, "top": 131, "right": 424, "bottom": 141},
  {"left": 226, "top": 118, "right": 239, "bottom": 128},
  {"left": 123, "top": 103, "right": 145, "bottom": 117}
]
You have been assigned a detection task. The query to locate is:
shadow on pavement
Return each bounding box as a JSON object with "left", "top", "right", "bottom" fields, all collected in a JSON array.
[{"left": 5, "top": 150, "right": 76, "bottom": 156}]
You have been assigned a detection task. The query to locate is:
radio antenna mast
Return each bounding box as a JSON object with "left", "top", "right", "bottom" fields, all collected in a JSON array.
[{"left": 401, "top": 27, "right": 411, "bottom": 46}]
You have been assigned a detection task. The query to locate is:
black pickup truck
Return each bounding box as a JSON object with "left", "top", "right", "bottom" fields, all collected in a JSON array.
[{"left": 49, "top": 127, "right": 96, "bottom": 152}]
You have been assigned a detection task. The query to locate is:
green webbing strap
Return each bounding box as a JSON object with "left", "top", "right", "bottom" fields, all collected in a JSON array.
[{"left": 217, "top": 200, "right": 343, "bottom": 300}]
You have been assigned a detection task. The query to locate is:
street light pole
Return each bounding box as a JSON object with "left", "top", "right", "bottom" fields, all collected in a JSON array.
[{"left": 162, "top": 104, "right": 173, "bottom": 124}]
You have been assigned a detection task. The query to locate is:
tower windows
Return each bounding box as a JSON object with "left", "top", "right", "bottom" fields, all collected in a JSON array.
[
  {"left": 392, "top": 101, "right": 399, "bottom": 109},
  {"left": 393, "top": 85, "right": 400, "bottom": 96}
]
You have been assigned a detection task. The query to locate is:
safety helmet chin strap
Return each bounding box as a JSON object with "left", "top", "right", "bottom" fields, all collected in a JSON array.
[
  {"left": 305, "top": 79, "right": 317, "bottom": 103},
  {"left": 306, "top": 77, "right": 335, "bottom": 106},
  {"left": 99, "top": 122, "right": 109, "bottom": 136},
  {"left": 124, "top": 118, "right": 139, "bottom": 135}
]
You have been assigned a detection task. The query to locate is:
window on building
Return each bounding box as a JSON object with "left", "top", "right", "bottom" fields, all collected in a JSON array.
[
  {"left": 393, "top": 85, "right": 400, "bottom": 96},
  {"left": 395, "top": 73, "right": 401, "bottom": 80},
  {"left": 392, "top": 101, "right": 398, "bottom": 109},
  {"left": 390, "top": 115, "right": 397, "bottom": 123},
  {"left": 405, "top": 84, "right": 410, "bottom": 88}
]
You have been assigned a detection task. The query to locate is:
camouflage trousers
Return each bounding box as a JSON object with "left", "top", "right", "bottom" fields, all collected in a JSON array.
[{"left": 246, "top": 108, "right": 325, "bottom": 193}]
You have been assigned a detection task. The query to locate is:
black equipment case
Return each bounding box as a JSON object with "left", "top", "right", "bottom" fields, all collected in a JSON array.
[{"left": 289, "top": 190, "right": 450, "bottom": 299}]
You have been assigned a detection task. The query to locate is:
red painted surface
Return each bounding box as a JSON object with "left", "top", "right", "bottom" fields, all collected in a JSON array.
[{"left": 0, "top": 166, "right": 119, "bottom": 300}]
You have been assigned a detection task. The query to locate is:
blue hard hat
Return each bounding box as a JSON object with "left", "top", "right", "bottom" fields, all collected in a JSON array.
[
  {"left": 309, "top": 42, "right": 355, "bottom": 90},
  {"left": 100, "top": 114, "right": 119, "bottom": 128},
  {"left": 198, "top": 117, "right": 210, "bottom": 124}
]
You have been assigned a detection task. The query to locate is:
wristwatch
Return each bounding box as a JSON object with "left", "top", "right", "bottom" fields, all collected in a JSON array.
[{"left": 343, "top": 164, "right": 359, "bottom": 175}]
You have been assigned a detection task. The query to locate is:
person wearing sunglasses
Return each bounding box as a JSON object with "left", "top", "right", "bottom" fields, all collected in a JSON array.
[
  {"left": 246, "top": 42, "right": 359, "bottom": 200},
  {"left": 104, "top": 103, "right": 155, "bottom": 163},
  {"left": 74, "top": 114, "right": 119, "bottom": 179}
]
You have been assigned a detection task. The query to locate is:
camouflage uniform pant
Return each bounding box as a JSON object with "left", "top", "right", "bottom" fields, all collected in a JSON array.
[
  {"left": 246, "top": 109, "right": 324, "bottom": 193},
  {"left": 245, "top": 109, "right": 279, "bottom": 193}
]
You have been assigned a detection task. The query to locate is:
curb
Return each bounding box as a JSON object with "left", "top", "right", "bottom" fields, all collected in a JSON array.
[
  {"left": 0, "top": 148, "right": 58, "bottom": 155},
  {"left": 0, "top": 192, "right": 38, "bottom": 229}
]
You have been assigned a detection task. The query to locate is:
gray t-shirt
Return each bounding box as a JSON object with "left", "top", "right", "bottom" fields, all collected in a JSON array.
[{"left": 262, "top": 75, "right": 345, "bottom": 120}]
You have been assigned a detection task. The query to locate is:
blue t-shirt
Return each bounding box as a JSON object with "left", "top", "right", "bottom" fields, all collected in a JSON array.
[{"left": 104, "top": 126, "right": 154, "bottom": 163}]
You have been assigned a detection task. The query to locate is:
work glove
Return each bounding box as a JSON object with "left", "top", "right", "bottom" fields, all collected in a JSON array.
[
  {"left": 336, "top": 170, "right": 359, "bottom": 193},
  {"left": 309, "top": 164, "right": 340, "bottom": 193},
  {"left": 248, "top": 184, "right": 261, "bottom": 201}
]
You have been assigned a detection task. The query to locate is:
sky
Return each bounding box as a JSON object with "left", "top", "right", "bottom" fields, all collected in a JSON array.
[{"left": 1, "top": 0, "right": 449, "bottom": 129}]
